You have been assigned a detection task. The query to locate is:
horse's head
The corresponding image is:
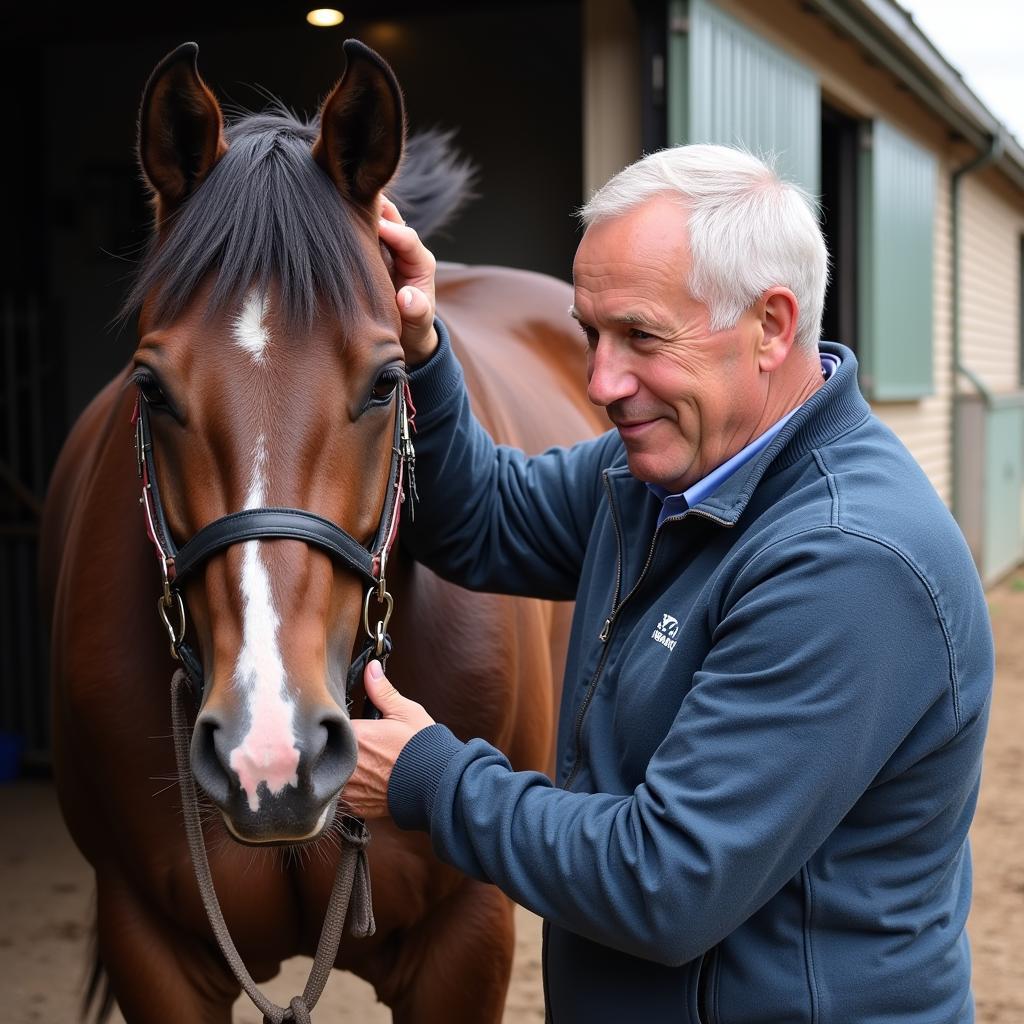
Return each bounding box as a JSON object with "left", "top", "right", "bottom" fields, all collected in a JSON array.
[{"left": 127, "top": 42, "right": 413, "bottom": 844}]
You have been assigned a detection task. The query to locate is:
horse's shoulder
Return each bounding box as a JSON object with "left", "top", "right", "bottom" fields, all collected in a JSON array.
[
  {"left": 435, "top": 261, "right": 581, "bottom": 370},
  {"left": 40, "top": 369, "right": 132, "bottom": 596},
  {"left": 433, "top": 263, "right": 603, "bottom": 449}
]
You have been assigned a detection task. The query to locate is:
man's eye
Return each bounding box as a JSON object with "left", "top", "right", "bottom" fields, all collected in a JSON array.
[{"left": 578, "top": 323, "right": 598, "bottom": 348}]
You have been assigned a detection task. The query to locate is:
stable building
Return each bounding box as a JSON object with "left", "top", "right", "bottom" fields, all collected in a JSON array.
[{"left": 1, "top": 0, "right": 1021, "bottom": 765}]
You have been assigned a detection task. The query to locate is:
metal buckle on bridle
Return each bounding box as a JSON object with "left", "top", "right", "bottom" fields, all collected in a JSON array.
[
  {"left": 157, "top": 589, "right": 188, "bottom": 659},
  {"left": 156, "top": 558, "right": 187, "bottom": 659},
  {"left": 363, "top": 580, "right": 394, "bottom": 658}
]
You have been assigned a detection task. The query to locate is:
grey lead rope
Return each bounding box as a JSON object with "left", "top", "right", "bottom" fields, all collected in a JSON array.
[{"left": 170, "top": 669, "right": 375, "bottom": 1024}]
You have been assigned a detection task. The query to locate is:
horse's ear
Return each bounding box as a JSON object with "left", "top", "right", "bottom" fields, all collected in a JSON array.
[
  {"left": 312, "top": 40, "right": 405, "bottom": 207},
  {"left": 138, "top": 42, "right": 227, "bottom": 223}
]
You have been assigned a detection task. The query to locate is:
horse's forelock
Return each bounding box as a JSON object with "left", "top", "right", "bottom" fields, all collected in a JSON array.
[{"left": 122, "top": 106, "right": 387, "bottom": 335}]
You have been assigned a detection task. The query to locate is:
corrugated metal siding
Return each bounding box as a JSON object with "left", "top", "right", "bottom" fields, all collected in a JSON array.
[
  {"left": 858, "top": 120, "right": 937, "bottom": 401},
  {"left": 960, "top": 175, "right": 1024, "bottom": 392},
  {"left": 668, "top": 0, "right": 820, "bottom": 194},
  {"left": 871, "top": 162, "right": 953, "bottom": 505}
]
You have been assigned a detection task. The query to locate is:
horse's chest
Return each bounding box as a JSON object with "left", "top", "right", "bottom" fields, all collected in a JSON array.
[{"left": 147, "top": 839, "right": 309, "bottom": 956}]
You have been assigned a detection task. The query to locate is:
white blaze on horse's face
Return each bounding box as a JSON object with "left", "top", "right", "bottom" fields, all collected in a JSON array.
[
  {"left": 225, "top": 296, "right": 301, "bottom": 812},
  {"left": 233, "top": 290, "right": 270, "bottom": 362}
]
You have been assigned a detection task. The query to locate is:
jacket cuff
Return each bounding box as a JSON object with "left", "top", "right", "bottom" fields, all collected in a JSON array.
[
  {"left": 407, "top": 318, "right": 464, "bottom": 425},
  {"left": 387, "top": 722, "right": 466, "bottom": 831}
]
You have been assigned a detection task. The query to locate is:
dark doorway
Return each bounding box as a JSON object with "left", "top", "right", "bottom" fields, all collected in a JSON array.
[
  {"left": 635, "top": 0, "right": 669, "bottom": 154},
  {"left": 1, "top": 1, "right": 584, "bottom": 764},
  {"left": 820, "top": 102, "right": 860, "bottom": 350}
]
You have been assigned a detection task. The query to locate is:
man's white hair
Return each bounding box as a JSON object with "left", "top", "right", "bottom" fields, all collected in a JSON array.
[{"left": 580, "top": 145, "right": 829, "bottom": 352}]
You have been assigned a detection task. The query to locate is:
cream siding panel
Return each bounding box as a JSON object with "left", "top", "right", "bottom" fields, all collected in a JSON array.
[
  {"left": 871, "top": 163, "right": 953, "bottom": 506},
  {"left": 959, "top": 176, "right": 1024, "bottom": 393},
  {"left": 582, "top": 0, "right": 642, "bottom": 201}
]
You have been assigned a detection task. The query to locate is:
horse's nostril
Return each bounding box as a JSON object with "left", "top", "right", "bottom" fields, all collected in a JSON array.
[
  {"left": 308, "top": 708, "right": 358, "bottom": 803},
  {"left": 191, "top": 712, "right": 232, "bottom": 806}
]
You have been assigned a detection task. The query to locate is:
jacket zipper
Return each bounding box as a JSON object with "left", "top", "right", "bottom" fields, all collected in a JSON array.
[
  {"left": 541, "top": 919, "right": 552, "bottom": 1023},
  {"left": 564, "top": 475, "right": 662, "bottom": 790},
  {"left": 562, "top": 494, "right": 732, "bottom": 792},
  {"left": 697, "top": 944, "right": 719, "bottom": 1023}
]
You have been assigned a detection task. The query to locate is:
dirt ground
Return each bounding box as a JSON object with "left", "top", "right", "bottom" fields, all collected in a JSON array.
[{"left": 3, "top": 575, "right": 1023, "bottom": 1023}]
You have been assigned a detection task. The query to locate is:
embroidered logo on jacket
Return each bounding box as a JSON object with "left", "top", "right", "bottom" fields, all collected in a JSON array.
[{"left": 651, "top": 613, "right": 679, "bottom": 651}]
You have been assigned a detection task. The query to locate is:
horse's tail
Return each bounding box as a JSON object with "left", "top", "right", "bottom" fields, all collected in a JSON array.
[
  {"left": 389, "top": 129, "right": 476, "bottom": 242},
  {"left": 83, "top": 906, "right": 115, "bottom": 1024}
]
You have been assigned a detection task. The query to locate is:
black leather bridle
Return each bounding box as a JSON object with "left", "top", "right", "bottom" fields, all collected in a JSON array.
[{"left": 132, "top": 384, "right": 416, "bottom": 710}]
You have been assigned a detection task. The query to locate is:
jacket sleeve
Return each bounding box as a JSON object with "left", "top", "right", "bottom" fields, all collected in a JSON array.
[
  {"left": 400, "top": 318, "right": 618, "bottom": 600},
  {"left": 387, "top": 526, "right": 986, "bottom": 966}
]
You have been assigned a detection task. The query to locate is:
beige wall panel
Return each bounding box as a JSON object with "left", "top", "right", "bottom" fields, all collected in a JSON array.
[
  {"left": 960, "top": 174, "right": 1024, "bottom": 393},
  {"left": 582, "top": 0, "right": 642, "bottom": 201}
]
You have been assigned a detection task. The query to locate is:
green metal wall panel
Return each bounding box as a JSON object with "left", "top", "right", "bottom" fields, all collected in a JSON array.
[
  {"left": 983, "top": 402, "right": 1024, "bottom": 581},
  {"left": 668, "top": 0, "right": 820, "bottom": 194},
  {"left": 858, "top": 120, "right": 936, "bottom": 400}
]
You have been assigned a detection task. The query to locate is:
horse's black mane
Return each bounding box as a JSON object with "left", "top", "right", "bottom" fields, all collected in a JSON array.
[{"left": 121, "top": 105, "right": 474, "bottom": 331}]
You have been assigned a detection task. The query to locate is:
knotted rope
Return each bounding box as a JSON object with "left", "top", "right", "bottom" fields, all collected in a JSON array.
[{"left": 170, "top": 669, "right": 375, "bottom": 1023}]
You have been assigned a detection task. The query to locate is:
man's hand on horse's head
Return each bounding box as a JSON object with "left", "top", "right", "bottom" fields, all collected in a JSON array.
[
  {"left": 346, "top": 660, "right": 436, "bottom": 819},
  {"left": 377, "top": 195, "right": 439, "bottom": 367}
]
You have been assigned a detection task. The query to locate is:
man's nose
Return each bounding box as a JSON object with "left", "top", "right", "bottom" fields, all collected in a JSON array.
[{"left": 587, "top": 338, "right": 637, "bottom": 408}]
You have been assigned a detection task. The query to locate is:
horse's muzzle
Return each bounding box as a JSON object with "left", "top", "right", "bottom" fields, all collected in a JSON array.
[{"left": 190, "top": 702, "right": 357, "bottom": 843}]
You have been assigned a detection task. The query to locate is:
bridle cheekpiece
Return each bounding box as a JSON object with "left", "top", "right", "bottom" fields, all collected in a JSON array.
[{"left": 131, "top": 381, "right": 417, "bottom": 711}]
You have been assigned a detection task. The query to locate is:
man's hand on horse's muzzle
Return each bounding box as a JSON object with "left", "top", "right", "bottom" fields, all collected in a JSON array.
[{"left": 346, "top": 660, "right": 436, "bottom": 819}]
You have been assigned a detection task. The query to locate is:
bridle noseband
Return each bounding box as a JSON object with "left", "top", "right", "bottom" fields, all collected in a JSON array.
[{"left": 132, "top": 383, "right": 417, "bottom": 709}]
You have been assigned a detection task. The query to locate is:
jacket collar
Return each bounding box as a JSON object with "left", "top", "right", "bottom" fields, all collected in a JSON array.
[{"left": 604, "top": 342, "right": 870, "bottom": 528}]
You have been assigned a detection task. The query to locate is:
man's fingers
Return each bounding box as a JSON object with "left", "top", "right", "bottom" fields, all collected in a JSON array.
[
  {"left": 399, "top": 287, "right": 433, "bottom": 325},
  {"left": 376, "top": 211, "right": 438, "bottom": 364},
  {"left": 378, "top": 218, "right": 434, "bottom": 269},
  {"left": 362, "top": 660, "right": 436, "bottom": 730},
  {"left": 364, "top": 660, "right": 409, "bottom": 718},
  {"left": 379, "top": 195, "right": 405, "bottom": 225}
]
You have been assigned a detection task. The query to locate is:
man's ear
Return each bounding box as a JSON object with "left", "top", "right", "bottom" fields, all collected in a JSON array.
[{"left": 757, "top": 288, "right": 799, "bottom": 372}]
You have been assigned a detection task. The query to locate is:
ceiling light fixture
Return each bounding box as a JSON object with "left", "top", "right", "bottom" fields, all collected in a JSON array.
[{"left": 306, "top": 9, "right": 344, "bottom": 27}]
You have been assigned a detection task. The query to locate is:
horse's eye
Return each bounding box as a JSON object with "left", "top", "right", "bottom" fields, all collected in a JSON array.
[
  {"left": 371, "top": 379, "right": 399, "bottom": 403},
  {"left": 133, "top": 372, "right": 168, "bottom": 409},
  {"left": 368, "top": 367, "right": 406, "bottom": 407}
]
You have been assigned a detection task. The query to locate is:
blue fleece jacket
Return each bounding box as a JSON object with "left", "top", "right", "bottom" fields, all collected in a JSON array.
[{"left": 388, "top": 321, "right": 993, "bottom": 1023}]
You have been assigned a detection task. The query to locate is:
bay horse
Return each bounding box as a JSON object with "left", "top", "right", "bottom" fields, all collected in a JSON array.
[{"left": 39, "top": 40, "right": 604, "bottom": 1023}]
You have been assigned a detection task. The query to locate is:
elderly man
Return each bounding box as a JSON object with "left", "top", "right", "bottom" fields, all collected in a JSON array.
[{"left": 350, "top": 144, "right": 992, "bottom": 1022}]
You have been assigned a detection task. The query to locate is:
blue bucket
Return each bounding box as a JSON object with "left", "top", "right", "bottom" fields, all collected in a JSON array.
[{"left": 0, "top": 732, "right": 25, "bottom": 782}]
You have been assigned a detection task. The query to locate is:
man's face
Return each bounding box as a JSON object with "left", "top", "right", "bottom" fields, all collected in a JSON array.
[{"left": 572, "top": 195, "right": 770, "bottom": 494}]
